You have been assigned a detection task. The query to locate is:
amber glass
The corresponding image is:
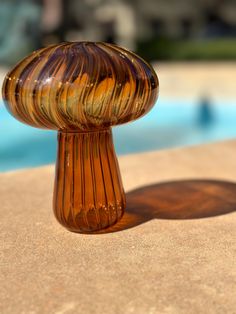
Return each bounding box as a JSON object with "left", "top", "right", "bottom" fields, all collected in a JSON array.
[
  {"left": 2, "top": 41, "right": 159, "bottom": 232},
  {"left": 54, "top": 129, "right": 125, "bottom": 232}
]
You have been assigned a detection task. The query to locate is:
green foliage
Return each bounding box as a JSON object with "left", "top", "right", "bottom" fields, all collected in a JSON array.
[{"left": 137, "top": 38, "right": 236, "bottom": 61}]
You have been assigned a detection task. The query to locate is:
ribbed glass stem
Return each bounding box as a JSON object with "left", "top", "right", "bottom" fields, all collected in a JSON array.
[{"left": 53, "top": 128, "right": 125, "bottom": 233}]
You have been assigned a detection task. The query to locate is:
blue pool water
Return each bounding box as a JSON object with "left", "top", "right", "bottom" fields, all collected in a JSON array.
[{"left": 1, "top": 99, "right": 236, "bottom": 171}]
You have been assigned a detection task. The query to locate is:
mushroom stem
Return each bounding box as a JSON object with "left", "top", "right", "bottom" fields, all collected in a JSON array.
[{"left": 53, "top": 128, "right": 125, "bottom": 233}]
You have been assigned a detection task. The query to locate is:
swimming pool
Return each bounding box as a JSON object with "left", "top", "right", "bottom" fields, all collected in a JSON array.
[{"left": 1, "top": 99, "right": 236, "bottom": 171}]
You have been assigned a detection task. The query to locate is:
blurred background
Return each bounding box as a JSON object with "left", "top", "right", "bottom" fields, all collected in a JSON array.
[{"left": 0, "top": 0, "right": 236, "bottom": 171}]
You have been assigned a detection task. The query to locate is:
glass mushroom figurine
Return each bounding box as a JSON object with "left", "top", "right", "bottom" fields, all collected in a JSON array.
[{"left": 2, "top": 42, "right": 159, "bottom": 233}]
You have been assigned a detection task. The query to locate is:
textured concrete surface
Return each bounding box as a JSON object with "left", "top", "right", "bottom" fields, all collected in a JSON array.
[
  {"left": 154, "top": 62, "right": 236, "bottom": 101},
  {"left": 1, "top": 140, "right": 236, "bottom": 313}
]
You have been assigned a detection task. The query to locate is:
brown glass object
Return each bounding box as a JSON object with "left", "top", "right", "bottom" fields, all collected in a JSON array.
[{"left": 2, "top": 42, "right": 159, "bottom": 233}]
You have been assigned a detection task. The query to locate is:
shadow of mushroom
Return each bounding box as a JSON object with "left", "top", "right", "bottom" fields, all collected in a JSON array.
[{"left": 95, "top": 179, "right": 236, "bottom": 234}]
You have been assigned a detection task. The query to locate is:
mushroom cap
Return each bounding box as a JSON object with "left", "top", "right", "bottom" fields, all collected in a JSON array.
[{"left": 2, "top": 42, "right": 159, "bottom": 131}]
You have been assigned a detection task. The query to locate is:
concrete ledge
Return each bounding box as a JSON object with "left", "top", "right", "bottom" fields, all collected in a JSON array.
[{"left": 1, "top": 140, "right": 236, "bottom": 313}]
